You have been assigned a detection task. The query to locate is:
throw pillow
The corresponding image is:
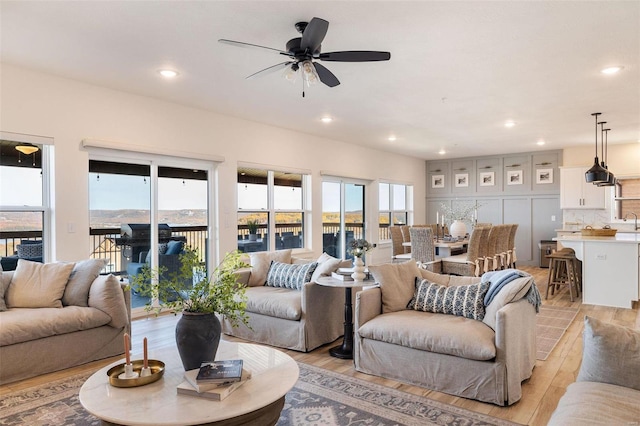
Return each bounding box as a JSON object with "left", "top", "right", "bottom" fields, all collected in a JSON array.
[
  {"left": 6, "top": 259, "right": 75, "bottom": 308},
  {"left": 248, "top": 249, "right": 292, "bottom": 287},
  {"left": 368, "top": 261, "right": 421, "bottom": 313},
  {"left": 310, "top": 253, "right": 341, "bottom": 283},
  {"left": 165, "top": 240, "right": 184, "bottom": 255},
  {"left": 88, "top": 274, "right": 129, "bottom": 328},
  {"left": 407, "top": 278, "right": 490, "bottom": 321},
  {"left": 266, "top": 261, "right": 318, "bottom": 290},
  {"left": 577, "top": 316, "right": 640, "bottom": 391},
  {"left": 145, "top": 242, "right": 169, "bottom": 263},
  {"left": 62, "top": 258, "right": 108, "bottom": 307}
]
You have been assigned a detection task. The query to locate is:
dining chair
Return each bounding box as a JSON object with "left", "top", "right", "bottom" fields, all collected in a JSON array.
[
  {"left": 400, "top": 225, "right": 412, "bottom": 254},
  {"left": 473, "top": 225, "right": 493, "bottom": 275},
  {"left": 390, "top": 226, "right": 411, "bottom": 263},
  {"left": 492, "top": 224, "right": 512, "bottom": 269},
  {"left": 507, "top": 224, "right": 519, "bottom": 268},
  {"left": 409, "top": 227, "right": 441, "bottom": 272},
  {"left": 440, "top": 225, "right": 488, "bottom": 276}
]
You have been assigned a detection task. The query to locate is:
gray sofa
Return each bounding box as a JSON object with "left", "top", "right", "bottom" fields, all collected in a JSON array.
[
  {"left": 0, "top": 259, "right": 131, "bottom": 384},
  {"left": 354, "top": 262, "right": 537, "bottom": 406},
  {"left": 221, "top": 250, "right": 348, "bottom": 352},
  {"left": 548, "top": 316, "right": 640, "bottom": 425}
]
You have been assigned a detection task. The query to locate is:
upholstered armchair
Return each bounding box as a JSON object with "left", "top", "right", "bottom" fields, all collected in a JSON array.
[{"left": 126, "top": 240, "right": 187, "bottom": 285}]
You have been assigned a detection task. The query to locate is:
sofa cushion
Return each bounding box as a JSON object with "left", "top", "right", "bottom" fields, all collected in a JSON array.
[
  {"left": 578, "top": 316, "right": 640, "bottom": 391},
  {"left": 145, "top": 242, "right": 169, "bottom": 263},
  {"left": 417, "top": 268, "right": 450, "bottom": 286},
  {"left": 165, "top": 240, "right": 184, "bottom": 255},
  {"left": 266, "top": 261, "right": 318, "bottom": 290},
  {"left": 407, "top": 278, "right": 490, "bottom": 321},
  {"left": 358, "top": 310, "right": 496, "bottom": 361},
  {"left": 548, "top": 381, "right": 640, "bottom": 426},
  {"left": 0, "top": 272, "right": 11, "bottom": 312},
  {"left": 248, "top": 250, "right": 292, "bottom": 287},
  {"left": 62, "top": 258, "right": 108, "bottom": 307},
  {"left": 0, "top": 306, "right": 112, "bottom": 346},
  {"left": 6, "top": 260, "right": 75, "bottom": 308},
  {"left": 88, "top": 274, "right": 128, "bottom": 328},
  {"left": 245, "top": 286, "right": 302, "bottom": 320},
  {"left": 368, "top": 261, "right": 421, "bottom": 313}
]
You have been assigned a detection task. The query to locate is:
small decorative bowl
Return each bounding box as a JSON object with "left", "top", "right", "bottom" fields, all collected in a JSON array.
[{"left": 107, "top": 359, "right": 165, "bottom": 388}]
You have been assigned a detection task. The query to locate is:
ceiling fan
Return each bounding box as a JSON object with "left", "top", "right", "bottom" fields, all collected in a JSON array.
[{"left": 219, "top": 17, "right": 390, "bottom": 94}]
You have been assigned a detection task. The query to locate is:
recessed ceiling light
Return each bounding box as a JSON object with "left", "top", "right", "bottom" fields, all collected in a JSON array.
[
  {"left": 158, "top": 69, "right": 179, "bottom": 78},
  {"left": 321, "top": 116, "right": 333, "bottom": 123},
  {"left": 438, "top": 149, "right": 446, "bottom": 155},
  {"left": 601, "top": 66, "right": 623, "bottom": 75},
  {"left": 388, "top": 135, "right": 397, "bottom": 141},
  {"left": 537, "top": 140, "right": 546, "bottom": 146},
  {"left": 504, "top": 120, "right": 516, "bottom": 128}
]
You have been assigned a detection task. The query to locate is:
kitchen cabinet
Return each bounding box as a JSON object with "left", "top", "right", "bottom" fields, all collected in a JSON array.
[{"left": 560, "top": 167, "right": 607, "bottom": 209}]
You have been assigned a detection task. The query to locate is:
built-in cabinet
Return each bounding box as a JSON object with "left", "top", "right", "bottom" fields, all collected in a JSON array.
[
  {"left": 560, "top": 167, "right": 606, "bottom": 209},
  {"left": 425, "top": 150, "right": 563, "bottom": 266}
]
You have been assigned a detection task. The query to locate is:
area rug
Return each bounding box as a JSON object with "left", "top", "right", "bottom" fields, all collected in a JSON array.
[
  {"left": 536, "top": 305, "right": 580, "bottom": 360},
  {"left": 0, "top": 364, "right": 521, "bottom": 426}
]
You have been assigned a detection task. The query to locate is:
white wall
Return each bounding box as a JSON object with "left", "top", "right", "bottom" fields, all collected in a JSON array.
[{"left": 0, "top": 64, "right": 425, "bottom": 263}]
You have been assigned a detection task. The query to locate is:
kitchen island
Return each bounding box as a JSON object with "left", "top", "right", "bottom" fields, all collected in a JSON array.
[{"left": 556, "top": 233, "right": 640, "bottom": 308}]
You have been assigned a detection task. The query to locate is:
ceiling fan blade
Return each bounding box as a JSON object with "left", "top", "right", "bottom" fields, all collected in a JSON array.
[
  {"left": 219, "top": 39, "right": 289, "bottom": 55},
  {"left": 313, "top": 62, "right": 340, "bottom": 87},
  {"left": 318, "top": 51, "right": 391, "bottom": 62},
  {"left": 300, "top": 17, "right": 329, "bottom": 53},
  {"left": 246, "top": 62, "right": 293, "bottom": 80}
]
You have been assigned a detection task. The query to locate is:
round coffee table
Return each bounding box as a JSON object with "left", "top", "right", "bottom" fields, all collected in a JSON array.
[{"left": 79, "top": 341, "right": 298, "bottom": 426}]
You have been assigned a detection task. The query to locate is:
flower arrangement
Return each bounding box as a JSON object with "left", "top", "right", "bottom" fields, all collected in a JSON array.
[
  {"left": 348, "top": 238, "right": 374, "bottom": 258},
  {"left": 439, "top": 201, "right": 478, "bottom": 223}
]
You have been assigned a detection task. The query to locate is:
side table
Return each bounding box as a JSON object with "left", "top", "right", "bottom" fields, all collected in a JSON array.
[{"left": 315, "top": 276, "right": 373, "bottom": 359}]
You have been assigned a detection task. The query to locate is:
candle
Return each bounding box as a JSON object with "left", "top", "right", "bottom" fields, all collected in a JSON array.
[
  {"left": 143, "top": 337, "right": 148, "bottom": 369},
  {"left": 436, "top": 211, "right": 439, "bottom": 225},
  {"left": 124, "top": 332, "right": 130, "bottom": 365}
]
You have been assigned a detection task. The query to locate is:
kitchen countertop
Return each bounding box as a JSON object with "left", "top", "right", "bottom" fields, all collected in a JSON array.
[{"left": 556, "top": 233, "right": 640, "bottom": 243}]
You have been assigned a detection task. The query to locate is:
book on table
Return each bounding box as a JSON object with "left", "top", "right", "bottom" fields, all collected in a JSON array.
[
  {"left": 195, "top": 359, "right": 243, "bottom": 384},
  {"left": 331, "top": 271, "right": 354, "bottom": 281},
  {"left": 178, "top": 368, "right": 252, "bottom": 401}
]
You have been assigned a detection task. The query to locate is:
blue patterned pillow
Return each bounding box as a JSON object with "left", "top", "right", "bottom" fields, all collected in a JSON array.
[
  {"left": 407, "top": 277, "right": 490, "bottom": 321},
  {"left": 266, "top": 261, "right": 318, "bottom": 290}
]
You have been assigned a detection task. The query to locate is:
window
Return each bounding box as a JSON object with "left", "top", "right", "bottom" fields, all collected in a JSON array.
[
  {"left": 614, "top": 178, "right": 640, "bottom": 221},
  {"left": 237, "top": 167, "right": 308, "bottom": 253},
  {"left": 0, "top": 135, "right": 51, "bottom": 271},
  {"left": 378, "top": 182, "right": 413, "bottom": 241}
]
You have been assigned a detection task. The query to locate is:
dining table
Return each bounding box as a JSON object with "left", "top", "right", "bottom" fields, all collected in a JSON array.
[{"left": 403, "top": 239, "right": 468, "bottom": 258}]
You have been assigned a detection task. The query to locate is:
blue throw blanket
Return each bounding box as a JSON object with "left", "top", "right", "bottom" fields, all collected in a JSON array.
[{"left": 482, "top": 269, "right": 542, "bottom": 312}]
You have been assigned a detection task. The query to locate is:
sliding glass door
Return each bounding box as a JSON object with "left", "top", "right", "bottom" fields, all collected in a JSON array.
[{"left": 322, "top": 180, "right": 365, "bottom": 260}]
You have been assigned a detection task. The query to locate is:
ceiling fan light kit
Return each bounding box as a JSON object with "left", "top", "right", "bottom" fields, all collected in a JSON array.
[
  {"left": 219, "top": 17, "right": 390, "bottom": 96},
  {"left": 585, "top": 112, "right": 616, "bottom": 186}
]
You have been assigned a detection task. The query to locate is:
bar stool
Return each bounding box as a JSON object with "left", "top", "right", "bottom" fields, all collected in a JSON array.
[{"left": 545, "top": 248, "right": 581, "bottom": 302}]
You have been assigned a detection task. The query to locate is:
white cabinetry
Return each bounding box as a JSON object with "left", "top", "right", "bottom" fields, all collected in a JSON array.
[{"left": 560, "top": 167, "right": 606, "bottom": 209}]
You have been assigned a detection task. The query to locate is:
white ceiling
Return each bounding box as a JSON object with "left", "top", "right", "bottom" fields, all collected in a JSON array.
[{"left": 1, "top": 1, "right": 639, "bottom": 160}]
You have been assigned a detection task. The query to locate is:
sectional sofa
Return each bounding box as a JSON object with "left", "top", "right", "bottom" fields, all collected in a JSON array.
[{"left": 0, "top": 259, "right": 130, "bottom": 384}]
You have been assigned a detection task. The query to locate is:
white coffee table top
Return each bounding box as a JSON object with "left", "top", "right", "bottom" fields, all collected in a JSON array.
[{"left": 79, "top": 341, "right": 298, "bottom": 426}]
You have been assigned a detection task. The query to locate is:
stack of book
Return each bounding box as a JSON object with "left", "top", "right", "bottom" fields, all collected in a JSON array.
[{"left": 176, "top": 359, "right": 251, "bottom": 401}]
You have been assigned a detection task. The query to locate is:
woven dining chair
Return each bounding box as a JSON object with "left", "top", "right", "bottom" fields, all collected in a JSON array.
[
  {"left": 506, "top": 224, "right": 519, "bottom": 268},
  {"left": 400, "top": 225, "right": 412, "bottom": 254},
  {"left": 492, "top": 224, "right": 512, "bottom": 270},
  {"left": 440, "top": 225, "right": 488, "bottom": 276},
  {"left": 483, "top": 225, "right": 502, "bottom": 273},
  {"left": 409, "top": 227, "right": 441, "bottom": 273},
  {"left": 390, "top": 226, "right": 411, "bottom": 263}
]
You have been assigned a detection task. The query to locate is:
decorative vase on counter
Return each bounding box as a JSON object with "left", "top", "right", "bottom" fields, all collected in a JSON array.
[
  {"left": 351, "top": 256, "right": 366, "bottom": 282},
  {"left": 449, "top": 220, "right": 467, "bottom": 239},
  {"left": 175, "top": 312, "right": 221, "bottom": 371}
]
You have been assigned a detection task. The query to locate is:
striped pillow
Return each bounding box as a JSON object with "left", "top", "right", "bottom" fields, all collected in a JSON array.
[
  {"left": 407, "top": 277, "right": 490, "bottom": 321},
  {"left": 266, "top": 261, "right": 318, "bottom": 290}
]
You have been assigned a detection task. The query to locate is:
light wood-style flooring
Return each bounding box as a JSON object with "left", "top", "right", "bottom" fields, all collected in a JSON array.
[{"left": 2, "top": 266, "right": 638, "bottom": 425}]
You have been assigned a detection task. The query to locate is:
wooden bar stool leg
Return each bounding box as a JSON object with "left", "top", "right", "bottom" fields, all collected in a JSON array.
[
  {"left": 566, "top": 259, "right": 574, "bottom": 302},
  {"left": 546, "top": 258, "right": 555, "bottom": 299}
]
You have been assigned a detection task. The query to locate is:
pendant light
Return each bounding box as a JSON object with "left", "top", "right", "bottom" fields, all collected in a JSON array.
[
  {"left": 597, "top": 127, "right": 616, "bottom": 186},
  {"left": 585, "top": 112, "right": 609, "bottom": 183}
]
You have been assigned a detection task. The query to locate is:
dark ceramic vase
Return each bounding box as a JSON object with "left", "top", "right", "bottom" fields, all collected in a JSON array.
[{"left": 175, "top": 312, "right": 221, "bottom": 371}]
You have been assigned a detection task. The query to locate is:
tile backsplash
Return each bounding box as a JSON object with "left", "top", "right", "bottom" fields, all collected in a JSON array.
[{"left": 563, "top": 209, "right": 638, "bottom": 231}]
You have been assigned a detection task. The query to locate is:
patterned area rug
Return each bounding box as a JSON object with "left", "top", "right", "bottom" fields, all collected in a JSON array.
[
  {"left": 0, "top": 364, "right": 521, "bottom": 426},
  {"left": 536, "top": 305, "right": 580, "bottom": 360}
]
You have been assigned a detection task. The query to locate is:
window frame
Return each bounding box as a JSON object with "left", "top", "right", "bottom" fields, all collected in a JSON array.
[{"left": 378, "top": 182, "right": 414, "bottom": 241}]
